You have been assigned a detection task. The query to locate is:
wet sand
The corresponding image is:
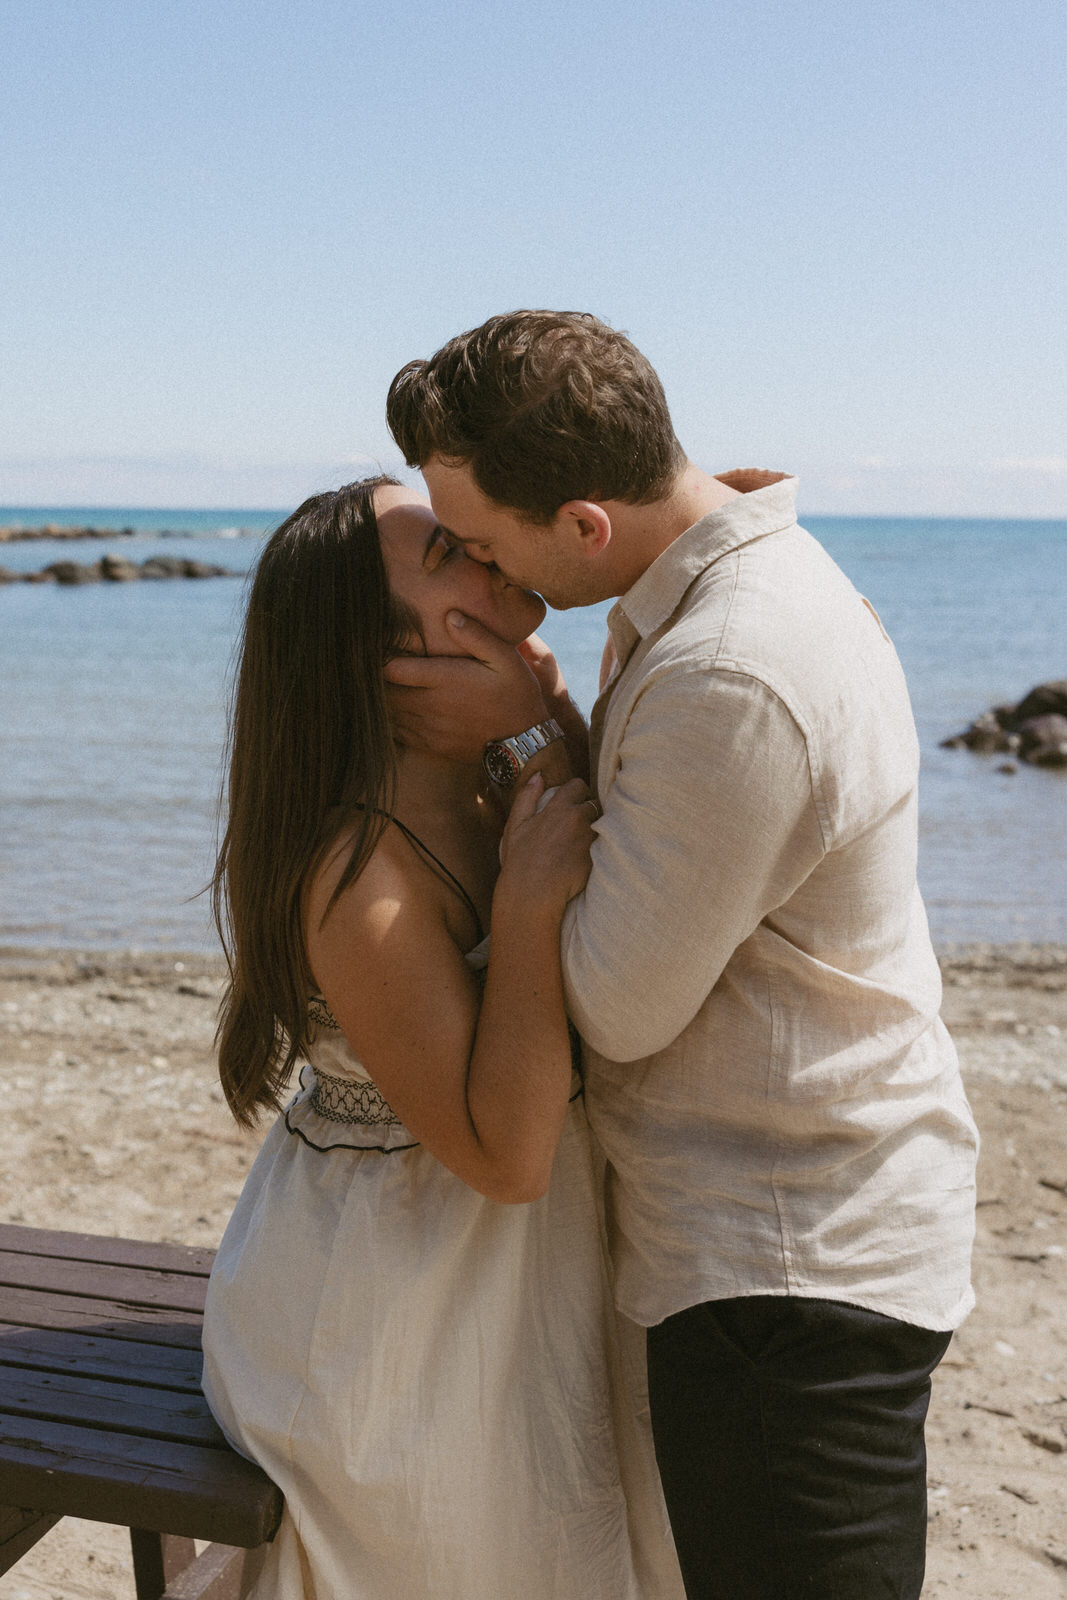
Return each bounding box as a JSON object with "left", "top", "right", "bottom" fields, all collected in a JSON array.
[{"left": 1, "top": 944, "right": 1065, "bottom": 1598}]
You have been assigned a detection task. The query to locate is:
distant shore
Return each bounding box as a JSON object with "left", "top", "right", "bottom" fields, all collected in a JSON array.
[
  {"left": 0, "top": 523, "right": 263, "bottom": 541},
  {"left": 0, "top": 523, "right": 139, "bottom": 541},
  {"left": 3, "top": 941, "right": 1066, "bottom": 1597}
]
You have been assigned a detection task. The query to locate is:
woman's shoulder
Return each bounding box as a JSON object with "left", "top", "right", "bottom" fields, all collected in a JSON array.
[
  {"left": 309, "top": 811, "right": 409, "bottom": 904},
  {"left": 305, "top": 809, "right": 480, "bottom": 980}
]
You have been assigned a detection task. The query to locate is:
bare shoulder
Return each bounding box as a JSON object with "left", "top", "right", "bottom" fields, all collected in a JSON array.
[
  {"left": 303, "top": 817, "right": 479, "bottom": 1017},
  {"left": 301, "top": 818, "right": 483, "bottom": 1141},
  {"left": 305, "top": 819, "right": 433, "bottom": 957}
]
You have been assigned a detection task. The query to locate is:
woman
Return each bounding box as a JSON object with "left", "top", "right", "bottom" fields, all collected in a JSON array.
[{"left": 202, "top": 477, "right": 682, "bottom": 1599}]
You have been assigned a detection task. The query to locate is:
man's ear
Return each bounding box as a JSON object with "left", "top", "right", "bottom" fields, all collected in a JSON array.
[{"left": 554, "top": 500, "right": 612, "bottom": 555}]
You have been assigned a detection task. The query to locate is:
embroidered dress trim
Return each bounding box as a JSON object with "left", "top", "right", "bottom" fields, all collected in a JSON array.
[
  {"left": 310, "top": 1066, "right": 402, "bottom": 1127},
  {"left": 308, "top": 994, "right": 342, "bottom": 1031}
]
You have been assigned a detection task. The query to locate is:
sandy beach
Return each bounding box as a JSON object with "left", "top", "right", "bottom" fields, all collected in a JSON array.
[{"left": 1, "top": 943, "right": 1065, "bottom": 1598}]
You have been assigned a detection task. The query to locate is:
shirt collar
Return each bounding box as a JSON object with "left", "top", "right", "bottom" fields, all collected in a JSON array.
[{"left": 609, "top": 472, "right": 799, "bottom": 659}]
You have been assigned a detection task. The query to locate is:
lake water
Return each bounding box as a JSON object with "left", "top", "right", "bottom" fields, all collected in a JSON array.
[{"left": 1, "top": 506, "right": 1064, "bottom": 951}]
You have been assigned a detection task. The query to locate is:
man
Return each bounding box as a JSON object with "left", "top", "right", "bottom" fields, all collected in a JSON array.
[{"left": 385, "top": 311, "right": 977, "bottom": 1600}]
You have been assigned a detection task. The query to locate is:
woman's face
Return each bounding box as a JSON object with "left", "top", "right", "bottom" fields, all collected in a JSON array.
[{"left": 375, "top": 485, "right": 546, "bottom": 655}]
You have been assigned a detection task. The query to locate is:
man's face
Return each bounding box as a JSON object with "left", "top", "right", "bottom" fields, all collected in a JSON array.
[
  {"left": 421, "top": 458, "right": 587, "bottom": 610},
  {"left": 374, "top": 483, "right": 545, "bottom": 656}
]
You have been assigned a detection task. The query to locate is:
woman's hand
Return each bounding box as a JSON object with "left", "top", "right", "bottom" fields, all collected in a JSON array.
[{"left": 498, "top": 773, "right": 596, "bottom": 913}]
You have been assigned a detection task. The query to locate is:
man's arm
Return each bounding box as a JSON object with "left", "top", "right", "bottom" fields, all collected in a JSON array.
[{"left": 561, "top": 665, "right": 827, "bottom": 1061}]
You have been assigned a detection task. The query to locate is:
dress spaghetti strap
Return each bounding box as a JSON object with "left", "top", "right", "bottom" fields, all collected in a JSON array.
[{"left": 361, "top": 807, "right": 485, "bottom": 943}]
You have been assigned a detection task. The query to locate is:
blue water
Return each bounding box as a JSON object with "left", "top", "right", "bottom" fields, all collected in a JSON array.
[{"left": 1, "top": 508, "right": 1064, "bottom": 951}]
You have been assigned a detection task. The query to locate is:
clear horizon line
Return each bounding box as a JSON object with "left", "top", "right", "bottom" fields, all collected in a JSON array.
[{"left": 2, "top": 503, "right": 1067, "bottom": 525}]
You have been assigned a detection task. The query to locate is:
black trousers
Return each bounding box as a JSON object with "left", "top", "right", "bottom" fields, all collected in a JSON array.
[{"left": 645, "top": 1296, "right": 951, "bottom": 1600}]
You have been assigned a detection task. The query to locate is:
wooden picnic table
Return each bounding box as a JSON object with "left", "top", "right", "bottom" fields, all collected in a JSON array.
[{"left": 0, "top": 1222, "right": 282, "bottom": 1599}]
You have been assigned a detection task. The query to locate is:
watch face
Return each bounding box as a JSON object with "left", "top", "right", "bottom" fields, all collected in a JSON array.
[{"left": 483, "top": 742, "right": 521, "bottom": 786}]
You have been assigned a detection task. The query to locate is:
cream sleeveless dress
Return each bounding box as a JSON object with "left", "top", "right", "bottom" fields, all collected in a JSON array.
[{"left": 202, "top": 937, "right": 682, "bottom": 1600}]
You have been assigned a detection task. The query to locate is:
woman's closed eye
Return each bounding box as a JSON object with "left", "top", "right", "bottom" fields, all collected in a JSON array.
[
  {"left": 439, "top": 538, "right": 492, "bottom": 571},
  {"left": 428, "top": 532, "right": 463, "bottom": 568}
]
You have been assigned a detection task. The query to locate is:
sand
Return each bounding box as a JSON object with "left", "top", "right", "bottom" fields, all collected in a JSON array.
[{"left": 1, "top": 944, "right": 1065, "bottom": 1598}]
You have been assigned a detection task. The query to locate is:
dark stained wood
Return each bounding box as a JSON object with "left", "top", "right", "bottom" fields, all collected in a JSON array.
[
  {"left": 162, "top": 1539, "right": 270, "bottom": 1600},
  {"left": 160, "top": 1532, "right": 199, "bottom": 1579},
  {"left": 0, "top": 1504, "right": 62, "bottom": 1577},
  {"left": 0, "top": 1250, "right": 208, "bottom": 1313},
  {"left": 0, "top": 1368, "right": 227, "bottom": 1447},
  {"left": 0, "top": 1416, "right": 283, "bottom": 1546},
  {"left": 0, "top": 1285, "right": 203, "bottom": 1346},
  {"left": 0, "top": 1322, "right": 203, "bottom": 1391},
  {"left": 131, "top": 1527, "right": 199, "bottom": 1600},
  {"left": 0, "top": 1224, "right": 214, "bottom": 1277},
  {"left": 0, "top": 1225, "right": 282, "bottom": 1577}
]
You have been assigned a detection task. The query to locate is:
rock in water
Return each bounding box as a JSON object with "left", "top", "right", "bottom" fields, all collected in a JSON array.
[
  {"left": 1018, "top": 714, "right": 1067, "bottom": 767},
  {"left": 179, "top": 558, "right": 230, "bottom": 578},
  {"left": 140, "top": 556, "right": 187, "bottom": 579},
  {"left": 100, "top": 554, "right": 141, "bottom": 581},
  {"left": 942, "top": 681, "right": 1067, "bottom": 769},
  {"left": 6, "top": 554, "right": 236, "bottom": 584},
  {"left": 43, "top": 560, "right": 102, "bottom": 585},
  {"left": 1012, "top": 682, "right": 1067, "bottom": 722}
]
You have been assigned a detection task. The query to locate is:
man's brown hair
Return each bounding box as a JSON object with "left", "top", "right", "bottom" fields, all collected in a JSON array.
[{"left": 386, "top": 310, "right": 685, "bottom": 523}]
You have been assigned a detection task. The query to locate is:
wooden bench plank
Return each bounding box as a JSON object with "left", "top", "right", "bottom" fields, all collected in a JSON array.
[
  {"left": 0, "top": 1368, "right": 227, "bottom": 1448},
  {"left": 0, "top": 1228, "right": 283, "bottom": 1581},
  {"left": 0, "top": 1225, "right": 214, "bottom": 1277},
  {"left": 0, "top": 1322, "right": 203, "bottom": 1391},
  {"left": 0, "top": 1416, "right": 283, "bottom": 1546},
  {"left": 0, "top": 1286, "right": 203, "bottom": 1347},
  {"left": 0, "top": 1251, "right": 208, "bottom": 1314}
]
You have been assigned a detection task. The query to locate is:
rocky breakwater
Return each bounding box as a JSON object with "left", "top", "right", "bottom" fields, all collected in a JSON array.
[
  {"left": 0, "top": 554, "right": 236, "bottom": 584},
  {"left": 0, "top": 523, "right": 137, "bottom": 542},
  {"left": 941, "top": 680, "right": 1067, "bottom": 770}
]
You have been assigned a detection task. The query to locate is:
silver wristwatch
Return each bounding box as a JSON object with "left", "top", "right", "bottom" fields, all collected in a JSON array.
[{"left": 482, "top": 718, "right": 565, "bottom": 787}]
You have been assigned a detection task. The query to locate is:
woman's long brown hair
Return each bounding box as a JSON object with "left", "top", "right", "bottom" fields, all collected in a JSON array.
[{"left": 211, "top": 476, "right": 416, "bottom": 1125}]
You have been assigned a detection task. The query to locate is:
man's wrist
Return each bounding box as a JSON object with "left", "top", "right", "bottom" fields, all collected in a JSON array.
[
  {"left": 548, "top": 693, "right": 590, "bottom": 784},
  {"left": 483, "top": 718, "right": 564, "bottom": 788},
  {"left": 518, "top": 739, "right": 573, "bottom": 791},
  {"left": 489, "top": 738, "right": 574, "bottom": 813}
]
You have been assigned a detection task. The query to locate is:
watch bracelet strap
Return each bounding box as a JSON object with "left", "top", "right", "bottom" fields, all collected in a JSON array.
[{"left": 501, "top": 718, "right": 565, "bottom": 762}]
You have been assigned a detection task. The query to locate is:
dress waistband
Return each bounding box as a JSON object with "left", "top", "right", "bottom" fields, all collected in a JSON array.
[{"left": 309, "top": 1066, "right": 402, "bottom": 1127}]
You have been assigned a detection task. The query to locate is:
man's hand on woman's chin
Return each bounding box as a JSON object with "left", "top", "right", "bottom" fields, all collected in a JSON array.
[{"left": 384, "top": 610, "right": 549, "bottom": 765}]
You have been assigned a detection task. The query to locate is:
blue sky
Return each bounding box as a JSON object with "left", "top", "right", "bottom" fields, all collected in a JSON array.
[{"left": 2, "top": 0, "right": 1064, "bottom": 515}]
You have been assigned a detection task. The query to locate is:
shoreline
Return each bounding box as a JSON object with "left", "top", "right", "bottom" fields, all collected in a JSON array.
[
  {"left": 5, "top": 936, "right": 1066, "bottom": 962},
  {"left": 2, "top": 943, "right": 1066, "bottom": 1597}
]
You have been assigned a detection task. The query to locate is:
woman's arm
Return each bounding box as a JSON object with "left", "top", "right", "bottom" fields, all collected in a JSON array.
[{"left": 304, "top": 777, "right": 594, "bottom": 1202}]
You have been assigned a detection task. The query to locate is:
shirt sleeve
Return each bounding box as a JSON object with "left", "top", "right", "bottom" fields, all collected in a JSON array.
[{"left": 560, "top": 663, "right": 827, "bottom": 1062}]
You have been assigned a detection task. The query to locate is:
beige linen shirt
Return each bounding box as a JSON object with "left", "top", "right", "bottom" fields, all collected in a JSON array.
[{"left": 561, "top": 472, "right": 978, "bottom": 1332}]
